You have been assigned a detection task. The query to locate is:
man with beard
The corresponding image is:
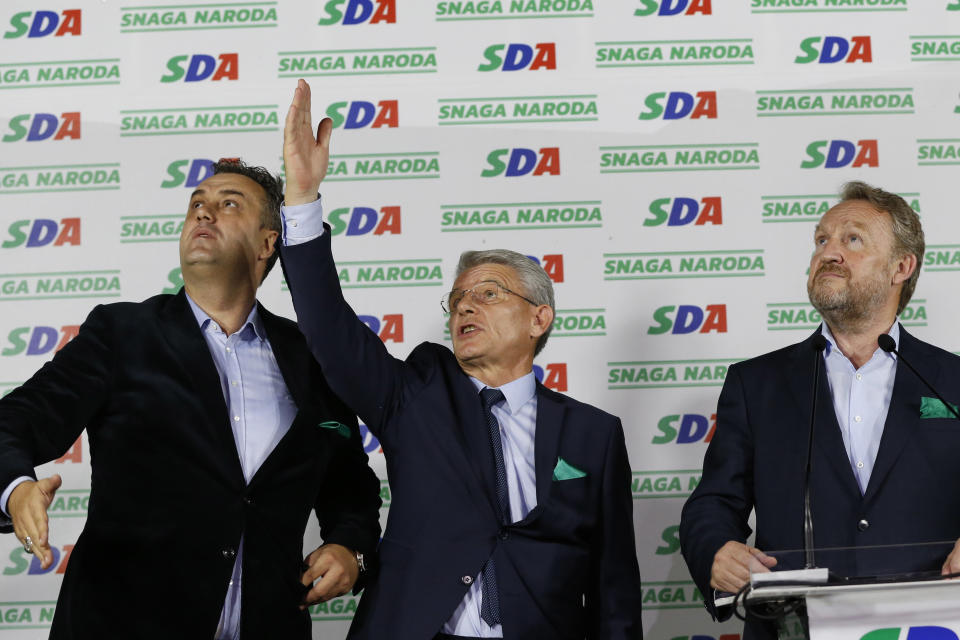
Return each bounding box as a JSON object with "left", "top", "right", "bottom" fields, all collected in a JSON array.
[{"left": 680, "top": 181, "right": 960, "bottom": 639}]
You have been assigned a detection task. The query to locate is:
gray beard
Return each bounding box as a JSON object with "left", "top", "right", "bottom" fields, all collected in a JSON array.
[{"left": 808, "top": 273, "right": 889, "bottom": 334}]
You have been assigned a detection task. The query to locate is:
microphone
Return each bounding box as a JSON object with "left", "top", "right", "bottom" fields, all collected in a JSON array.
[
  {"left": 878, "top": 334, "right": 960, "bottom": 421},
  {"left": 803, "top": 334, "right": 828, "bottom": 569}
]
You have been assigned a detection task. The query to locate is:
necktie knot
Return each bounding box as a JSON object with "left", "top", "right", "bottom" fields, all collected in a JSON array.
[{"left": 481, "top": 388, "right": 505, "bottom": 410}]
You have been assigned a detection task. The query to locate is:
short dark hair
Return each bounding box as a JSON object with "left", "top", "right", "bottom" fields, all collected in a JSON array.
[
  {"left": 211, "top": 159, "right": 284, "bottom": 282},
  {"left": 839, "top": 181, "right": 924, "bottom": 315}
]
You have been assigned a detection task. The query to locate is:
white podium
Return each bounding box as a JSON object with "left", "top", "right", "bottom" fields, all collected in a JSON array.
[{"left": 746, "top": 579, "right": 960, "bottom": 640}]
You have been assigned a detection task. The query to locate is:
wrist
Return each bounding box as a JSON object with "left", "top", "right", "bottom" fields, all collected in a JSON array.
[{"left": 284, "top": 192, "right": 319, "bottom": 206}]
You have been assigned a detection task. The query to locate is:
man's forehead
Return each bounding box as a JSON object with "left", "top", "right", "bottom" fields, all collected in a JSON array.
[
  {"left": 816, "top": 200, "right": 887, "bottom": 232},
  {"left": 452, "top": 263, "right": 518, "bottom": 288},
  {"left": 192, "top": 173, "right": 262, "bottom": 198}
]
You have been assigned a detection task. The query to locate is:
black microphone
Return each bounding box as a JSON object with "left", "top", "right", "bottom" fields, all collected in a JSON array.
[
  {"left": 803, "top": 334, "right": 828, "bottom": 570},
  {"left": 878, "top": 334, "right": 960, "bottom": 421}
]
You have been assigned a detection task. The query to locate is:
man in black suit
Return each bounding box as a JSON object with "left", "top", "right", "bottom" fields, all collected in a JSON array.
[
  {"left": 680, "top": 182, "right": 960, "bottom": 638},
  {"left": 0, "top": 160, "right": 382, "bottom": 638},
  {"left": 279, "top": 79, "right": 642, "bottom": 640}
]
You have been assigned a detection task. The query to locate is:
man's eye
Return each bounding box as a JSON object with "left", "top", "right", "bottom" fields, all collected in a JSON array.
[{"left": 224, "top": 200, "right": 237, "bottom": 207}]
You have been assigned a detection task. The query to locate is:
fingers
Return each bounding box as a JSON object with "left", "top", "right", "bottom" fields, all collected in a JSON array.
[
  {"left": 9, "top": 480, "right": 56, "bottom": 570},
  {"left": 299, "top": 544, "right": 357, "bottom": 608},
  {"left": 710, "top": 541, "right": 771, "bottom": 592},
  {"left": 943, "top": 539, "right": 960, "bottom": 576}
]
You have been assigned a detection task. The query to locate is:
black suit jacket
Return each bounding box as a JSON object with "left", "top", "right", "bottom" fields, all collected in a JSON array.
[
  {"left": 279, "top": 230, "right": 642, "bottom": 640},
  {"left": 0, "top": 290, "right": 381, "bottom": 639},
  {"left": 680, "top": 327, "right": 960, "bottom": 639}
]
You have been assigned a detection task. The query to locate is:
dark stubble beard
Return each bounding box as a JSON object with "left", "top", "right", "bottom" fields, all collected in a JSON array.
[{"left": 807, "top": 262, "right": 891, "bottom": 334}]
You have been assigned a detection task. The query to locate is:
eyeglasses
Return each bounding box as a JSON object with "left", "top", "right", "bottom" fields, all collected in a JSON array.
[{"left": 441, "top": 280, "right": 537, "bottom": 313}]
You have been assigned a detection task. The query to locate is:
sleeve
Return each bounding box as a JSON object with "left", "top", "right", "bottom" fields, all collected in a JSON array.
[
  {"left": 281, "top": 197, "right": 326, "bottom": 246},
  {"left": 0, "top": 305, "right": 115, "bottom": 533},
  {"left": 586, "top": 418, "right": 644, "bottom": 640},
  {"left": 311, "top": 392, "right": 383, "bottom": 594},
  {"left": 278, "top": 226, "right": 417, "bottom": 445},
  {"left": 679, "top": 363, "right": 755, "bottom": 621}
]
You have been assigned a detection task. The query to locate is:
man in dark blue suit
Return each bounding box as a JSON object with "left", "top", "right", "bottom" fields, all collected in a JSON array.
[
  {"left": 279, "top": 79, "right": 643, "bottom": 640},
  {"left": 680, "top": 182, "right": 960, "bottom": 639}
]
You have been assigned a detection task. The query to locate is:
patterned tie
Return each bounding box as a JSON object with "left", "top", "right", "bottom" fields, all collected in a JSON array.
[{"left": 479, "top": 387, "right": 508, "bottom": 627}]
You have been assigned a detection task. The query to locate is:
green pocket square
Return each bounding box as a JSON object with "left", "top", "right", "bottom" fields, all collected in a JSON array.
[
  {"left": 920, "top": 396, "right": 959, "bottom": 419},
  {"left": 318, "top": 421, "right": 352, "bottom": 438},
  {"left": 552, "top": 457, "right": 588, "bottom": 481}
]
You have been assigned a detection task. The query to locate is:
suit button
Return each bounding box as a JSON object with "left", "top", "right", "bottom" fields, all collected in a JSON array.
[
  {"left": 857, "top": 519, "right": 869, "bottom": 531},
  {"left": 498, "top": 529, "right": 509, "bottom": 541},
  {"left": 461, "top": 575, "right": 473, "bottom": 585},
  {"left": 222, "top": 548, "right": 237, "bottom": 560},
  {"left": 243, "top": 496, "right": 253, "bottom": 506}
]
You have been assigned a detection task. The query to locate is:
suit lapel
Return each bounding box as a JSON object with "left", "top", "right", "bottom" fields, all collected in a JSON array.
[
  {"left": 863, "top": 327, "right": 930, "bottom": 502},
  {"left": 450, "top": 371, "right": 501, "bottom": 521},
  {"left": 157, "top": 290, "right": 245, "bottom": 485},
  {"left": 246, "top": 304, "right": 315, "bottom": 489},
  {"left": 533, "top": 383, "right": 566, "bottom": 507},
  {"left": 783, "top": 331, "right": 861, "bottom": 499}
]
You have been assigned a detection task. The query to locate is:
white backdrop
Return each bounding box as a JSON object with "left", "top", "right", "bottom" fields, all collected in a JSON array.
[{"left": 1, "top": 0, "right": 959, "bottom": 637}]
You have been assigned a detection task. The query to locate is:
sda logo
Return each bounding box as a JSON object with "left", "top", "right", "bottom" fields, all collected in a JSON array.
[
  {"left": 318, "top": 0, "right": 396, "bottom": 25},
  {"left": 478, "top": 43, "right": 556, "bottom": 71},
  {"left": 649, "top": 305, "right": 727, "bottom": 335},
  {"left": 656, "top": 525, "right": 681, "bottom": 555},
  {"left": 635, "top": 0, "right": 711, "bottom": 15},
  {"left": 4, "top": 10, "right": 81, "bottom": 38},
  {"left": 645, "top": 197, "right": 722, "bottom": 226},
  {"left": 2, "top": 326, "right": 79, "bottom": 356},
  {"left": 2, "top": 113, "right": 80, "bottom": 143},
  {"left": 161, "top": 53, "right": 238, "bottom": 82},
  {"left": 527, "top": 254, "right": 563, "bottom": 283},
  {"left": 534, "top": 363, "right": 567, "bottom": 392},
  {"left": 162, "top": 159, "right": 214, "bottom": 188},
  {"left": 326, "top": 100, "right": 398, "bottom": 129},
  {"left": 802, "top": 139, "right": 878, "bottom": 169},
  {"left": 329, "top": 206, "right": 401, "bottom": 236},
  {"left": 3, "top": 545, "right": 73, "bottom": 576},
  {"left": 359, "top": 313, "right": 403, "bottom": 343},
  {"left": 2, "top": 218, "right": 80, "bottom": 249},
  {"left": 795, "top": 36, "right": 872, "bottom": 63},
  {"left": 862, "top": 628, "right": 960, "bottom": 640},
  {"left": 482, "top": 148, "right": 560, "bottom": 177},
  {"left": 639, "top": 91, "right": 717, "bottom": 120},
  {"left": 652, "top": 414, "right": 716, "bottom": 444}
]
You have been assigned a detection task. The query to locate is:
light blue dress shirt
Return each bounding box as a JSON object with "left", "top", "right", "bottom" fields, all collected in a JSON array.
[
  {"left": 280, "top": 199, "right": 540, "bottom": 638},
  {"left": 821, "top": 321, "right": 899, "bottom": 494}
]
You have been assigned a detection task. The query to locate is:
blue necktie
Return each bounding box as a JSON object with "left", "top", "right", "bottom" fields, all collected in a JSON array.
[{"left": 479, "top": 387, "right": 508, "bottom": 627}]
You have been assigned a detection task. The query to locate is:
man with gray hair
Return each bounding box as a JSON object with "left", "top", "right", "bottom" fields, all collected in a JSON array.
[
  {"left": 681, "top": 181, "right": 960, "bottom": 640},
  {"left": 278, "top": 79, "right": 643, "bottom": 640}
]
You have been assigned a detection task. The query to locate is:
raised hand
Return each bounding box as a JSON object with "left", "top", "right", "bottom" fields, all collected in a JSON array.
[{"left": 283, "top": 79, "right": 334, "bottom": 206}]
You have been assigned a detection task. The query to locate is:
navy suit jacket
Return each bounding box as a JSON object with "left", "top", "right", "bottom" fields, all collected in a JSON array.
[
  {"left": 280, "top": 230, "right": 643, "bottom": 640},
  {"left": 680, "top": 327, "right": 960, "bottom": 639},
  {"left": 0, "top": 290, "right": 381, "bottom": 639}
]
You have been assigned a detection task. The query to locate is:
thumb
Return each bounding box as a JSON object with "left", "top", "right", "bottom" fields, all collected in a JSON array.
[
  {"left": 38, "top": 474, "right": 62, "bottom": 500},
  {"left": 317, "top": 117, "right": 333, "bottom": 151}
]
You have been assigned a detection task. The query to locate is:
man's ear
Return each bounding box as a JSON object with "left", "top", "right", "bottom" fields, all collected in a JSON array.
[
  {"left": 892, "top": 252, "right": 917, "bottom": 285},
  {"left": 260, "top": 229, "right": 279, "bottom": 262},
  {"left": 530, "top": 305, "right": 554, "bottom": 339}
]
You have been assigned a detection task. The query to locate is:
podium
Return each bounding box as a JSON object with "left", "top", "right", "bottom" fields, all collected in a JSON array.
[
  {"left": 719, "top": 542, "right": 960, "bottom": 640},
  {"left": 745, "top": 579, "right": 960, "bottom": 640}
]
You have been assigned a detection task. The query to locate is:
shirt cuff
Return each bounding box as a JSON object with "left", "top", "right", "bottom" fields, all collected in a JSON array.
[
  {"left": 1, "top": 476, "right": 33, "bottom": 518},
  {"left": 280, "top": 197, "right": 325, "bottom": 246}
]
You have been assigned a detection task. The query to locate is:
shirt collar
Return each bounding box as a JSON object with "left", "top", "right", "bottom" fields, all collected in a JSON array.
[
  {"left": 470, "top": 371, "right": 537, "bottom": 415},
  {"left": 820, "top": 320, "right": 899, "bottom": 360},
  {"left": 185, "top": 291, "right": 265, "bottom": 342}
]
